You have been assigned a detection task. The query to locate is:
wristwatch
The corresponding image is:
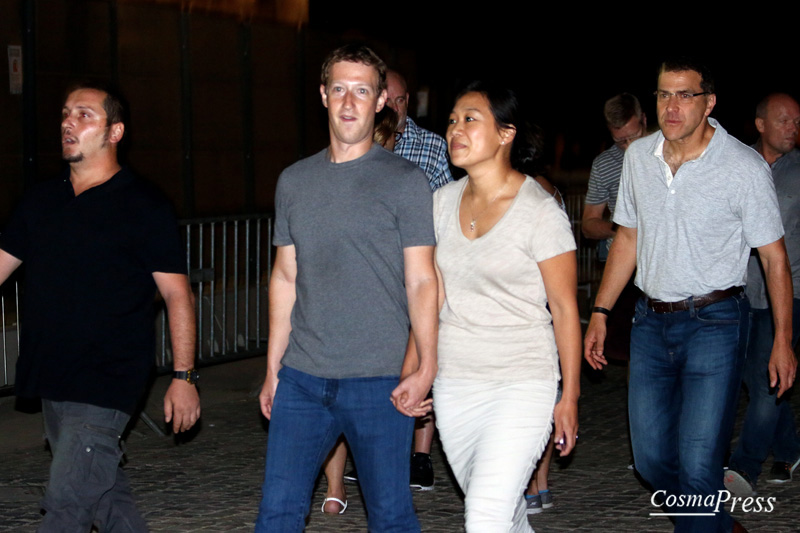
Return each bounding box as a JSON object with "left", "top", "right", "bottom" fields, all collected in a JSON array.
[{"left": 173, "top": 368, "right": 199, "bottom": 385}]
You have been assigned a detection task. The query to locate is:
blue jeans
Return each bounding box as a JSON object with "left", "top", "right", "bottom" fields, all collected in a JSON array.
[
  {"left": 255, "top": 366, "right": 419, "bottom": 533},
  {"left": 729, "top": 301, "right": 800, "bottom": 483},
  {"left": 40, "top": 400, "right": 147, "bottom": 533},
  {"left": 628, "top": 293, "right": 749, "bottom": 533}
]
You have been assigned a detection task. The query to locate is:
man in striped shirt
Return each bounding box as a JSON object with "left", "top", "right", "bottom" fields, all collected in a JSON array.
[{"left": 582, "top": 93, "right": 647, "bottom": 259}]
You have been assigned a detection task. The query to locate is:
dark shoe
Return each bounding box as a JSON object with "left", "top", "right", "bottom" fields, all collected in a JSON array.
[
  {"left": 724, "top": 468, "right": 756, "bottom": 497},
  {"left": 766, "top": 456, "right": 800, "bottom": 484},
  {"left": 409, "top": 452, "right": 434, "bottom": 491},
  {"left": 343, "top": 469, "right": 358, "bottom": 483},
  {"left": 525, "top": 494, "right": 542, "bottom": 515},
  {"left": 539, "top": 489, "right": 554, "bottom": 509}
]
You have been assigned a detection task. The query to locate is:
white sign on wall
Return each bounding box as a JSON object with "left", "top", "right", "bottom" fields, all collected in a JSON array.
[{"left": 8, "top": 45, "right": 22, "bottom": 95}]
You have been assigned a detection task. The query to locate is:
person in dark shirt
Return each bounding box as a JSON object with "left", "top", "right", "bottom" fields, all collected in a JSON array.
[{"left": 0, "top": 82, "right": 200, "bottom": 531}]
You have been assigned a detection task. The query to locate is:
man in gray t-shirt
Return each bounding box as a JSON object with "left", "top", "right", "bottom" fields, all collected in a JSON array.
[
  {"left": 254, "top": 45, "right": 438, "bottom": 533},
  {"left": 585, "top": 59, "right": 794, "bottom": 532}
]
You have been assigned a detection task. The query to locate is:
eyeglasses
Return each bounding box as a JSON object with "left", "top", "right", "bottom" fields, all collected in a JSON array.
[
  {"left": 654, "top": 90, "right": 710, "bottom": 103},
  {"left": 613, "top": 123, "right": 645, "bottom": 147},
  {"left": 612, "top": 120, "right": 645, "bottom": 147}
]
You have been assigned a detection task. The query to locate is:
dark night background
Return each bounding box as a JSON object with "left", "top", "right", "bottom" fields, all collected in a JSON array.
[
  {"left": 309, "top": 3, "right": 799, "bottom": 174},
  {"left": 1, "top": 1, "right": 797, "bottom": 218}
]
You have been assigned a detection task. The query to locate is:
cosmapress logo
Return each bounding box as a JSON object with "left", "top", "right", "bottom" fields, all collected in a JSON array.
[{"left": 649, "top": 490, "right": 776, "bottom": 516}]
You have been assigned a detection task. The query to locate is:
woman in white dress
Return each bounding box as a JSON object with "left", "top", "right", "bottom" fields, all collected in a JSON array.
[{"left": 432, "top": 82, "right": 581, "bottom": 532}]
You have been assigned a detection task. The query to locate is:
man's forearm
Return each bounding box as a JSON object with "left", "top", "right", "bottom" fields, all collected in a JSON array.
[
  {"left": 406, "top": 277, "right": 438, "bottom": 374},
  {"left": 582, "top": 218, "right": 616, "bottom": 240},
  {"left": 156, "top": 274, "right": 197, "bottom": 371},
  {"left": 266, "top": 246, "right": 298, "bottom": 375},
  {"left": 761, "top": 241, "right": 793, "bottom": 348},
  {"left": 582, "top": 203, "right": 615, "bottom": 240},
  {"left": 266, "top": 276, "right": 296, "bottom": 375}
]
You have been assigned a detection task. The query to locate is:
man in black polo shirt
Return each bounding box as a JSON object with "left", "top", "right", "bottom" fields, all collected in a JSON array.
[{"left": 0, "top": 83, "right": 200, "bottom": 531}]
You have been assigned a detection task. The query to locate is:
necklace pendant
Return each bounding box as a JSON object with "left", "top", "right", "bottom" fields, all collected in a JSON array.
[{"left": 469, "top": 220, "right": 476, "bottom": 232}]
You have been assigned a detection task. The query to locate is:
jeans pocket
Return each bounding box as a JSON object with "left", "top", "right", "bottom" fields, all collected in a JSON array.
[
  {"left": 695, "top": 297, "right": 742, "bottom": 325},
  {"left": 73, "top": 425, "right": 123, "bottom": 487},
  {"left": 631, "top": 298, "right": 647, "bottom": 326}
]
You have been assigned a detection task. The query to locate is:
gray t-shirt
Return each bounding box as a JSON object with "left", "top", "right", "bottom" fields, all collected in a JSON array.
[
  {"left": 614, "top": 119, "right": 783, "bottom": 302},
  {"left": 273, "top": 144, "right": 435, "bottom": 378},
  {"left": 746, "top": 148, "right": 800, "bottom": 308}
]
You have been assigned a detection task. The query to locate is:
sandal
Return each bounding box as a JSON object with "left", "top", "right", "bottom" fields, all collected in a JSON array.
[{"left": 321, "top": 497, "right": 348, "bottom": 515}]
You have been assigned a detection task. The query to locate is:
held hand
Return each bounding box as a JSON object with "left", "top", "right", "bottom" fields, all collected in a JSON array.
[
  {"left": 769, "top": 344, "right": 798, "bottom": 398},
  {"left": 391, "top": 370, "right": 434, "bottom": 417},
  {"left": 259, "top": 372, "right": 280, "bottom": 420},
  {"left": 164, "top": 380, "right": 201, "bottom": 433},
  {"left": 402, "top": 398, "right": 434, "bottom": 418},
  {"left": 553, "top": 398, "right": 578, "bottom": 457},
  {"left": 583, "top": 315, "right": 609, "bottom": 370}
]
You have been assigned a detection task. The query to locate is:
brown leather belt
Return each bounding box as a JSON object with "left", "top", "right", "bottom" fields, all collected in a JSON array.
[{"left": 645, "top": 286, "right": 744, "bottom": 314}]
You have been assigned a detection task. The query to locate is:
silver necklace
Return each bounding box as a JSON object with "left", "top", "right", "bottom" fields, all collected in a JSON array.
[{"left": 469, "top": 179, "right": 509, "bottom": 232}]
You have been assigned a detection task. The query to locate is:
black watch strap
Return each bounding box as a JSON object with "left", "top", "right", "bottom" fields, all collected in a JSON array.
[{"left": 173, "top": 368, "right": 199, "bottom": 385}]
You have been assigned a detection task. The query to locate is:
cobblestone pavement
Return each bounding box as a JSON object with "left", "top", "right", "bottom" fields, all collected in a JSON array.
[{"left": 1, "top": 358, "right": 799, "bottom": 532}]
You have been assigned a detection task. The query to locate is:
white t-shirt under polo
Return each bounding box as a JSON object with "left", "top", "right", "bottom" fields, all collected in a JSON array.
[
  {"left": 434, "top": 176, "right": 576, "bottom": 382},
  {"left": 614, "top": 119, "right": 783, "bottom": 302}
]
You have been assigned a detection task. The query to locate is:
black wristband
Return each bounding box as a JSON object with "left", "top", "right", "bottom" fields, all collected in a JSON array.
[{"left": 592, "top": 306, "right": 612, "bottom": 316}]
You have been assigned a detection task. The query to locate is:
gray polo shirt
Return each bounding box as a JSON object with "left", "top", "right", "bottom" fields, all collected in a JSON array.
[{"left": 614, "top": 119, "right": 783, "bottom": 302}]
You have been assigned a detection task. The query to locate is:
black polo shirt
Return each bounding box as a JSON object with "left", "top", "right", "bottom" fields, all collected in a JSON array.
[{"left": 0, "top": 168, "right": 186, "bottom": 414}]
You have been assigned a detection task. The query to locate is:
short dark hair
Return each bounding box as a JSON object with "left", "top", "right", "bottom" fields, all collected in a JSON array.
[
  {"left": 658, "top": 57, "right": 715, "bottom": 94},
  {"left": 455, "top": 81, "right": 540, "bottom": 173},
  {"left": 65, "top": 80, "right": 126, "bottom": 126},
  {"left": 320, "top": 44, "right": 387, "bottom": 93},
  {"left": 604, "top": 93, "right": 642, "bottom": 128}
]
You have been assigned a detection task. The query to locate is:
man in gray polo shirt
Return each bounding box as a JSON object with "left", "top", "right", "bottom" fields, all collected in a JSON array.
[{"left": 584, "top": 59, "right": 795, "bottom": 532}]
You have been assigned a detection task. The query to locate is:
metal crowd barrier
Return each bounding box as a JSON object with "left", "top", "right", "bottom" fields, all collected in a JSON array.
[
  {"left": 565, "top": 192, "right": 603, "bottom": 322},
  {"left": 0, "top": 275, "right": 21, "bottom": 395},
  {"left": 155, "top": 213, "right": 273, "bottom": 373}
]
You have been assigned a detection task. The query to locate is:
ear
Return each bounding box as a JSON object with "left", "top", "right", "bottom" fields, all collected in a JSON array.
[
  {"left": 704, "top": 93, "right": 717, "bottom": 118},
  {"left": 755, "top": 117, "right": 766, "bottom": 134},
  {"left": 501, "top": 125, "right": 517, "bottom": 145},
  {"left": 376, "top": 89, "right": 387, "bottom": 113},
  {"left": 641, "top": 114, "right": 647, "bottom": 130},
  {"left": 108, "top": 123, "right": 124, "bottom": 144},
  {"left": 320, "top": 84, "right": 328, "bottom": 108}
]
